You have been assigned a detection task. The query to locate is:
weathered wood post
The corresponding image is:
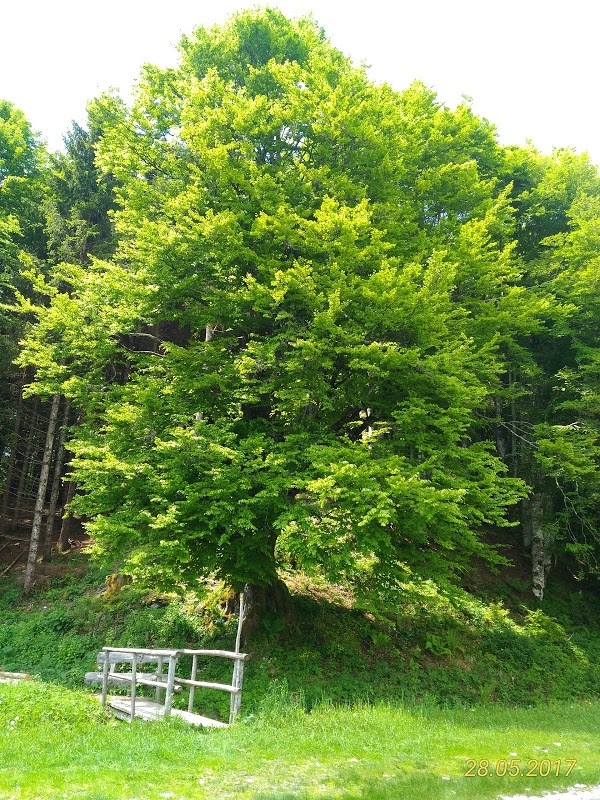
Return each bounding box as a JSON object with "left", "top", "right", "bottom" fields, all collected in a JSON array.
[
  {"left": 155, "top": 655, "right": 164, "bottom": 705},
  {"left": 164, "top": 654, "right": 178, "bottom": 719},
  {"left": 188, "top": 654, "right": 198, "bottom": 713},
  {"left": 101, "top": 651, "right": 110, "bottom": 707},
  {"left": 229, "top": 592, "right": 245, "bottom": 724},
  {"left": 130, "top": 653, "right": 138, "bottom": 722}
]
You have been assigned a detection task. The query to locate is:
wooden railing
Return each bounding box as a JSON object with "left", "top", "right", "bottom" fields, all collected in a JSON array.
[{"left": 87, "top": 645, "right": 250, "bottom": 726}]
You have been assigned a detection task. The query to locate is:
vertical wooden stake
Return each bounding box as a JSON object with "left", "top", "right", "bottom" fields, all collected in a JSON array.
[
  {"left": 229, "top": 593, "right": 245, "bottom": 724},
  {"left": 155, "top": 656, "right": 163, "bottom": 704},
  {"left": 101, "top": 652, "right": 110, "bottom": 707},
  {"left": 229, "top": 660, "right": 245, "bottom": 725},
  {"left": 130, "top": 653, "right": 138, "bottom": 722},
  {"left": 235, "top": 592, "right": 245, "bottom": 653},
  {"left": 164, "top": 655, "right": 177, "bottom": 719},
  {"left": 188, "top": 654, "right": 198, "bottom": 713}
]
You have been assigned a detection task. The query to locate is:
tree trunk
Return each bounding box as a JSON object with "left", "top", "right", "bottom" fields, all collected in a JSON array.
[
  {"left": 23, "top": 394, "right": 61, "bottom": 590},
  {"left": 0, "top": 379, "right": 25, "bottom": 534},
  {"left": 521, "top": 496, "right": 533, "bottom": 550},
  {"left": 530, "top": 492, "right": 547, "bottom": 601},
  {"left": 493, "top": 395, "right": 507, "bottom": 460},
  {"left": 58, "top": 480, "right": 77, "bottom": 551},
  {"left": 11, "top": 396, "right": 40, "bottom": 526},
  {"left": 509, "top": 372, "right": 518, "bottom": 478},
  {"left": 41, "top": 400, "right": 70, "bottom": 561},
  {"left": 239, "top": 579, "right": 292, "bottom": 646}
]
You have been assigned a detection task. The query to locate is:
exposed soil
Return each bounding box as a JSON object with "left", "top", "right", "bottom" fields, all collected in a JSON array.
[{"left": 0, "top": 510, "right": 88, "bottom": 579}]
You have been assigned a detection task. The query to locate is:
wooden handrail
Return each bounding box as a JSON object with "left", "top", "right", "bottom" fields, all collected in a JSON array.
[
  {"left": 96, "top": 593, "right": 249, "bottom": 725},
  {"left": 102, "top": 646, "right": 181, "bottom": 657},
  {"left": 179, "top": 648, "right": 250, "bottom": 661},
  {"left": 174, "top": 677, "right": 241, "bottom": 694}
]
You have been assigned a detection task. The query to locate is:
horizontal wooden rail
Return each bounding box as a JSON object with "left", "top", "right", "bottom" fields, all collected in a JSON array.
[
  {"left": 102, "top": 646, "right": 180, "bottom": 658},
  {"left": 86, "top": 671, "right": 183, "bottom": 692},
  {"left": 178, "top": 649, "right": 251, "bottom": 661},
  {"left": 174, "top": 677, "right": 241, "bottom": 694},
  {"left": 98, "top": 652, "right": 164, "bottom": 665}
]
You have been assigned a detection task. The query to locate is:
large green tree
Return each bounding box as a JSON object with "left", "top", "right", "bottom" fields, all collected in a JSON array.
[
  {"left": 44, "top": 118, "right": 117, "bottom": 266},
  {"left": 20, "top": 10, "right": 533, "bottom": 600}
]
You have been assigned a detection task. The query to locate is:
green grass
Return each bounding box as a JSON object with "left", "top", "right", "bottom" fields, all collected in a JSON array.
[
  {"left": 1, "top": 681, "right": 600, "bottom": 800},
  {"left": 2, "top": 558, "right": 600, "bottom": 798}
]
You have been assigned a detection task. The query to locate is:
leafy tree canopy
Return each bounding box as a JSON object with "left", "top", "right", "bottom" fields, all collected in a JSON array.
[{"left": 24, "top": 10, "right": 592, "bottom": 596}]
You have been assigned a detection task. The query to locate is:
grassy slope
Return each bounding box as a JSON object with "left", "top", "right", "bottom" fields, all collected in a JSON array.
[
  {"left": 1, "top": 551, "right": 600, "bottom": 798},
  {"left": 1, "top": 553, "right": 600, "bottom": 715}
]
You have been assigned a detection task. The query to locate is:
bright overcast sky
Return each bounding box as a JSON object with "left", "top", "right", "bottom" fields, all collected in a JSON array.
[{"left": 2, "top": 0, "right": 599, "bottom": 165}]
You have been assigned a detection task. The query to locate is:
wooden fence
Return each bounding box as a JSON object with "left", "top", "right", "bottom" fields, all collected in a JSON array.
[
  {"left": 86, "top": 591, "right": 250, "bottom": 726},
  {"left": 87, "top": 645, "right": 249, "bottom": 727}
]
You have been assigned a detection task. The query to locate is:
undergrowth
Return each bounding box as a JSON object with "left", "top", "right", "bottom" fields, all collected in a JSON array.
[{"left": 1, "top": 553, "right": 600, "bottom": 717}]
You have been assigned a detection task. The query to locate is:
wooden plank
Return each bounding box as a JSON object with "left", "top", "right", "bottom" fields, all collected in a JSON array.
[
  {"left": 174, "top": 677, "right": 241, "bottom": 694},
  {"left": 97, "top": 652, "right": 164, "bottom": 665},
  {"left": 105, "top": 696, "right": 228, "bottom": 728},
  {"left": 0, "top": 671, "right": 32, "bottom": 681},
  {"left": 102, "top": 646, "right": 181, "bottom": 658},
  {"left": 85, "top": 672, "right": 183, "bottom": 691},
  {"left": 179, "top": 649, "right": 250, "bottom": 661}
]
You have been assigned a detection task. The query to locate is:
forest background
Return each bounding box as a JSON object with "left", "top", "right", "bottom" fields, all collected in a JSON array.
[{"left": 1, "top": 7, "right": 600, "bottom": 716}]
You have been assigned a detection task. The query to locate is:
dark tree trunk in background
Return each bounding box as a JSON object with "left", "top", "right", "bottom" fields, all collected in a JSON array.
[
  {"left": 42, "top": 399, "right": 70, "bottom": 561},
  {"left": 529, "top": 492, "right": 550, "bottom": 601},
  {"left": 11, "top": 396, "right": 40, "bottom": 527},
  {"left": 58, "top": 480, "right": 77, "bottom": 551},
  {"left": 24, "top": 394, "right": 61, "bottom": 590},
  {"left": 239, "top": 579, "right": 292, "bottom": 646},
  {"left": 0, "top": 380, "right": 25, "bottom": 534}
]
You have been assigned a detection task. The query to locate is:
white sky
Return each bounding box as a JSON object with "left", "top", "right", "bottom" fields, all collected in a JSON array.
[{"left": 1, "top": 0, "right": 599, "bottom": 164}]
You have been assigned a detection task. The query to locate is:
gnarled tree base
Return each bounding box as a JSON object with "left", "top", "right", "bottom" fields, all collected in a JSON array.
[{"left": 240, "top": 579, "right": 292, "bottom": 646}]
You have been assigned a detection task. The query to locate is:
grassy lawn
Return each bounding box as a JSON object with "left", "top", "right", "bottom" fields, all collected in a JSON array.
[{"left": 1, "top": 682, "right": 600, "bottom": 800}]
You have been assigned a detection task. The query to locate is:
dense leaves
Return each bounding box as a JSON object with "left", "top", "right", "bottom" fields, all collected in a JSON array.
[{"left": 7, "top": 9, "right": 600, "bottom": 597}]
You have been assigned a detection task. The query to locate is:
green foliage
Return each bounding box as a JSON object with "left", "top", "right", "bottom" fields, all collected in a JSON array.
[
  {"left": 0, "top": 100, "right": 48, "bottom": 456},
  {"left": 18, "top": 9, "right": 535, "bottom": 594},
  {"left": 3, "top": 564, "right": 600, "bottom": 715},
  {"left": 4, "top": 8, "right": 600, "bottom": 596},
  {"left": 44, "top": 119, "right": 117, "bottom": 265}
]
